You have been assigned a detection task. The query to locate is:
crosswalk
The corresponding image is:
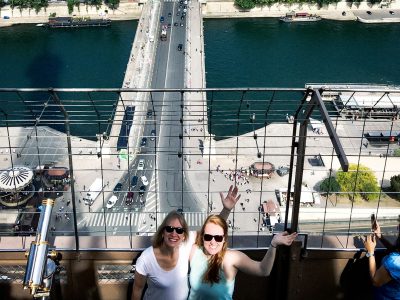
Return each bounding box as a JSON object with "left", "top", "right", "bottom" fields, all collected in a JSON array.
[
  {"left": 157, "top": 211, "right": 208, "bottom": 227},
  {"left": 82, "top": 212, "right": 143, "bottom": 227},
  {"left": 82, "top": 172, "right": 209, "bottom": 229},
  {"left": 83, "top": 211, "right": 208, "bottom": 228}
]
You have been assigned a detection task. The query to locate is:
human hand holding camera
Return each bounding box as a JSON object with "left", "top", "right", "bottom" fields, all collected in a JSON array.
[{"left": 371, "top": 213, "right": 382, "bottom": 239}]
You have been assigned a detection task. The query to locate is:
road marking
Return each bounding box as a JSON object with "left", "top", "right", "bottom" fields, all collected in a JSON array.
[
  {"left": 84, "top": 212, "right": 143, "bottom": 227},
  {"left": 156, "top": 211, "right": 207, "bottom": 227}
]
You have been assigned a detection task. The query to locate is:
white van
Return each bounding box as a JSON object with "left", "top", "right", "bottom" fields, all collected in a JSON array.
[{"left": 137, "top": 159, "right": 145, "bottom": 171}]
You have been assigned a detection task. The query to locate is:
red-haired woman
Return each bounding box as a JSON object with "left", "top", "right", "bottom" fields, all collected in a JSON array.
[{"left": 188, "top": 215, "right": 297, "bottom": 299}]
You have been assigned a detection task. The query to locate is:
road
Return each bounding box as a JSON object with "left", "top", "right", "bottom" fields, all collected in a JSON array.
[{"left": 151, "top": 1, "right": 199, "bottom": 212}]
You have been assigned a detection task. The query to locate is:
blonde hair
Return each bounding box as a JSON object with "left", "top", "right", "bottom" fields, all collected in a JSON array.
[
  {"left": 152, "top": 211, "right": 189, "bottom": 248},
  {"left": 195, "top": 215, "right": 228, "bottom": 284}
]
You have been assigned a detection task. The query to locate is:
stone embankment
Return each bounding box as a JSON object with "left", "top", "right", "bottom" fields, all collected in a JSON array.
[
  {"left": 2, "top": 0, "right": 400, "bottom": 27},
  {"left": 203, "top": 0, "right": 400, "bottom": 20},
  {"left": 0, "top": 2, "right": 142, "bottom": 27}
]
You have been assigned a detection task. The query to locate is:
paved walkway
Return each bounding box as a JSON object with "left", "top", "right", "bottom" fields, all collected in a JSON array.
[{"left": 184, "top": 0, "right": 210, "bottom": 212}]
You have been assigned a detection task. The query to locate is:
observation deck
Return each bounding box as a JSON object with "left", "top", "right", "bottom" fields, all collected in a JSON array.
[
  {"left": 0, "top": 86, "right": 399, "bottom": 299},
  {"left": 0, "top": 1, "right": 399, "bottom": 299}
]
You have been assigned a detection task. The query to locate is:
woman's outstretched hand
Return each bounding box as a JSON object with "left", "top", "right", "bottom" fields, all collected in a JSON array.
[
  {"left": 220, "top": 185, "right": 241, "bottom": 211},
  {"left": 271, "top": 231, "right": 298, "bottom": 247}
]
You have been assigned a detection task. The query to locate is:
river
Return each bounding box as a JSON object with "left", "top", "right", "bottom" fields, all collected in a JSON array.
[{"left": 1, "top": 18, "right": 400, "bottom": 137}]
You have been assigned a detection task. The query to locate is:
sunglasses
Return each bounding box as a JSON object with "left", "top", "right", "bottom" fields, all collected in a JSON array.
[
  {"left": 164, "top": 226, "right": 184, "bottom": 234},
  {"left": 203, "top": 234, "right": 224, "bottom": 243}
]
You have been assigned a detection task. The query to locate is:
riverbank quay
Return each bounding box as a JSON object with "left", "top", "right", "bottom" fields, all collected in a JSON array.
[
  {"left": 354, "top": 9, "right": 400, "bottom": 22},
  {"left": 200, "top": 117, "right": 400, "bottom": 232},
  {"left": 2, "top": 0, "right": 400, "bottom": 27},
  {"left": 201, "top": 0, "right": 400, "bottom": 21},
  {"left": 0, "top": 1, "right": 142, "bottom": 27}
]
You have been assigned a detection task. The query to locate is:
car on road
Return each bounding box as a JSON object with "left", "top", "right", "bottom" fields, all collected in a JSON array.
[
  {"left": 106, "top": 195, "right": 118, "bottom": 209},
  {"left": 139, "top": 185, "right": 146, "bottom": 196},
  {"left": 125, "top": 192, "right": 134, "bottom": 205},
  {"left": 151, "top": 129, "right": 156, "bottom": 141},
  {"left": 277, "top": 166, "right": 290, "bottom": 177},
  {"left": 146, "top": 109, "right": 153, "bottom": 119},
  {"left": 178, "top": 44, "right": 183, "bottom": 51},
  {"left": 168, "top": 23, "right": 171, "bottom": 28},
  {"left": 141, "top": 175, "right": 149, "bottom": 186},
  {"left": 113, "top": 182, "right": 123, "bottom": 194},
  {"left": 131, "top": 175, "right": 138, "bottom": 187},
  {"left": 137, "top": 159, "right": 145, "bottom": 171},
  {"left": 176, "top": 12, "right": 180, "bottom": 16},
  {"left": 180, "top": 22, "right": 184, "bottom": 27},
  {"left": 174, "top": 22, "right": 178, "bottom": 26},
  {"left": 160, "top": 16, "right": 165, "bottom": 22},
  {"left": 168, "top": 12, "right": 172, "bottom": 17},
  {"left": 181, "top": 15, "right": 184, "bottom": 20},
  {"left": 141, "top": 137, "right": 148, "bottom": 147}
]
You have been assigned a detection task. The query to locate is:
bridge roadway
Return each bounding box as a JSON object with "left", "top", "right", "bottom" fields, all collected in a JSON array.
[{"left": 100, "top": 0, "right": 210, "bottom": 233}]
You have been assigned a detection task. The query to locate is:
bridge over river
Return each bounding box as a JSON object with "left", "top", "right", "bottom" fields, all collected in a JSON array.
[{"left": 106, "top": 0, "right": 208, "bottom": 214}]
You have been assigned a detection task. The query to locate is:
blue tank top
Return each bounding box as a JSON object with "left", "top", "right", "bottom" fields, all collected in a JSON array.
[
  {"left": 188, "top": 247, "right": 235, "bottom": 300},
  {"left": 374, "top": 252, "right": 400, "bottom": 300}
]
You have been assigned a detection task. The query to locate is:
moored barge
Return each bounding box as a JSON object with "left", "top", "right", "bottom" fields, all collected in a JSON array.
[
  {"left": 47, "top": 17, "right": 111, "bottom": 28},
  {"left": 280, "top": 12, "right": 321, "bottom": 22}
]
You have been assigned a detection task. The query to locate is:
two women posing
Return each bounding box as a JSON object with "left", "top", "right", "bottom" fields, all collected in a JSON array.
[{"left": 132, "top": 185, "right": 297, "bottom": 300}]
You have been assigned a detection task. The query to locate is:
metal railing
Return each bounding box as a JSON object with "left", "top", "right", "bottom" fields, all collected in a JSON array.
[{"left": 0, "top": 87, "right": 399, "bottom": 251}]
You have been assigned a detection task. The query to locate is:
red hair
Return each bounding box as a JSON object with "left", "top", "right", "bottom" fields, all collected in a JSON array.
[{"left": 195, "top": 215, "right": 228, "bottom": 283}]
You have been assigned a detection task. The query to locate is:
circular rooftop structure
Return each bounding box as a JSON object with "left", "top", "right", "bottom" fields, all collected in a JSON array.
[
  {"left": 250, "top": 162, "right": 275, "bottom": 178},
  {"left": 0, "top": 166, "right": 34, "bottom": 192}
]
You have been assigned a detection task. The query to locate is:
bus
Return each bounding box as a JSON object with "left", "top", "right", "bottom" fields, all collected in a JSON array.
[{"left": 83, "top": 178, "right": 104, "bottom": 206}]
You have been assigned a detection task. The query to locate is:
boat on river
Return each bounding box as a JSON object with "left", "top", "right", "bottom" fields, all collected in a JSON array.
[
  {"left": 280, "top": 12, "right": 321, "bottom": 22},
  {"left": 46, "top": 17, "right": 111, "bottom": 28}
]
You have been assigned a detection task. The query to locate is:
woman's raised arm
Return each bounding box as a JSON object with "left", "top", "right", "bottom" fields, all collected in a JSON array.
[
  {"left": 219, "top": 185, "right": 241, "bottom": 220},
  {"left": 230, "top": 231, "right": 297, "bottom": 277}
]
